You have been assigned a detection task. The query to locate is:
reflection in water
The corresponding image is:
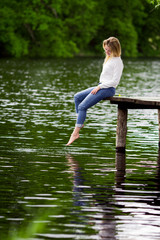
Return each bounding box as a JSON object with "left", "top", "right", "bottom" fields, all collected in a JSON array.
[
  {"left": 94, "top": 153, "right": 126, "bottom": 240},
  {"left": 66, "top": 153, "right": 125, "bottom": 239},
  {"left": 66, "top": 151, "right": 160, "bottom": 240},
  {"left": 115, "top": 152, "right": 126, "bottom": 188},
  {"left": 1, "top": 58, "right": 160, "bottom": 239},
  {"left": 155, "top": 150, "right": 160, "bottom": 206},
  {"left": 115, "top": 150, "right": 160, "bottom": 240},
  {"left": 66, "top": 154, "right": 86, "bottom": 207}
]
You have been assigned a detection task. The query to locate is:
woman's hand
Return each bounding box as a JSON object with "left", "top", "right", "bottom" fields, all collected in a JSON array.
[{"left": 91, "top": 86, "right": 100, "bottom": 95}]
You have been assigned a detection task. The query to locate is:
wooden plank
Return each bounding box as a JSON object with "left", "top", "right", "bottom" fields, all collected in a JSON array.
[
  {"left": 105, "top": 96, "right": 160, "bottom": 109},
  {"left": 110, "top": 96, "right": 160, "bottom": 101},
  {"left": 115, "top": 103, "right": 160, "bottom": 109},
  {"left": 158, "top": 109, "right": 160, "bottom": 148},
  {"left": 116, "top": 107, "right": 128, "bottom": 152},
  {"left": 110, "top": 97, "right": 160, "bottom": 105},
  {"left": 109, "top": 96, "right": 160, "bottom": 103}
]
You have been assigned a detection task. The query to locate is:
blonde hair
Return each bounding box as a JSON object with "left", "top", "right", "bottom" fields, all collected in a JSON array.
[{"left": 103, "top": 37, "right": 121, "bottom": 62}]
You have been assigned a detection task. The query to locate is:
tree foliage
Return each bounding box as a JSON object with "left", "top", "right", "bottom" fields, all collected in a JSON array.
[
  {"left": 0, "top": 0, "right": 160, "bottom": 57},
  {"left": 147, "top": 0, "right": 160, "bottom": 7}
]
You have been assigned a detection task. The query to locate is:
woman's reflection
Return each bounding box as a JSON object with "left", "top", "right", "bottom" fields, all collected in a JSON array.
[
  {"left": 66, "top": 153, "right": 126, "bottom": 239},
  {"left": 66, "top": 154, "right": 86, "bottom": 207}
]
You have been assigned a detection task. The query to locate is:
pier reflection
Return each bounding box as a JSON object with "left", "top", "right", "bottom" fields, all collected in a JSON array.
[
  {"left": 115, "top": 152, "right": 126, "bottom": 188},
  {"left": 157, "top": 149, "right": 160, "bottom": 176},
  {"left": 66, "top": 150, "right": 160, "bottom": 239},
  {"left": 154, "top": 149, "right": 160, "bottom": 206},
  {"left": 66, "top": 154, "right": 118, "bottom": 239}
]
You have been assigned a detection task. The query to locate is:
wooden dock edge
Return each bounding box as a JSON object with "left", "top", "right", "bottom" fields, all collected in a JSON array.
[
  {"left": 158, "top": 109, "right": 160, "bottom": 148},
  {"left": 104, "top": 96, "right": 160, "bottom": 151}
]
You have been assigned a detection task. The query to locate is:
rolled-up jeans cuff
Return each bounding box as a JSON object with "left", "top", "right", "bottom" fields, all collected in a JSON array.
[{"left": 75, "top": 123, "right": 83, "bottom": 128}]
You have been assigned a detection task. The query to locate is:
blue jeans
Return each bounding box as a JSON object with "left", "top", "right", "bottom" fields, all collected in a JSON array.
[{"left": 74, "top": 87, "right": 115, "bottom": 127}]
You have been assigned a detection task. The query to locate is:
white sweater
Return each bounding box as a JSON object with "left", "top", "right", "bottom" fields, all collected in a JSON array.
[{"left": 99, "top": 57, "right": 123, "bottom": 89}]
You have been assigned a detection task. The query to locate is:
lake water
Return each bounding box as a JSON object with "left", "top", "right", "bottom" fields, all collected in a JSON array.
[{"left": 0, "top": 57, "right": 160, "bottom": 240}]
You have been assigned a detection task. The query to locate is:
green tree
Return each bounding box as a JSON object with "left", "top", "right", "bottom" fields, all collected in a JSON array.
[
  {"left": 90, "top": 0, "right": 147, "bottom": 57},
  {"left": 0, "top": 0, "right": 160, "bottom": 58},
  {"left": 147, "top": 0, "right": 160, "bottom": 7},
  {"left": 0, "top": 0, "right": 103, "bottom": 57},
  {"left": 0, "top": 1, "right": 29, "bottom": 57},
  {"left": 138, "top": 0, "right": 160, "bottom": 57}
]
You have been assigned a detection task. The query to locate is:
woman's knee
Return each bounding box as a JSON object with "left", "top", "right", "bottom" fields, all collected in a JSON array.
[
  {"left": 78, "top": 103, "right": 86, "bottom": 112},
  {"left": 74, "top": 92, "right": 80, "bottom": 101}
]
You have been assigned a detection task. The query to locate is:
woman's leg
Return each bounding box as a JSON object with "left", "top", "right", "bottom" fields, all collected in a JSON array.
[
  {"left": 76, "top": 87, "right": 115, "bottom": 127},
  {"left": 66, "top": 87, "right": 95, "bottom": 146},
  {"left": 66, "top": 126, "right": 81, "bottom": 146},
  {"left": 74, "top": 87, "right": 95, "bottom": 114},
  {"left": 66, "top": 87, "right": 115, "bottom": 146}
]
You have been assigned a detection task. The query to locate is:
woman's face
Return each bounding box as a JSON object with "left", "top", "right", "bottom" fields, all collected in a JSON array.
[{"left": 104, "top": 45, "right": 111, "bottom": 56}]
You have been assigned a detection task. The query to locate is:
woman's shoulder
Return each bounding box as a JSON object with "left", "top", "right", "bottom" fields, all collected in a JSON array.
[
  {"left": 112, "top": 57, "right": 123, "bottom": 65},
  {"left": 104, "top": 56, "right": 123, "bottom": 66},
  {"left": 111, "top": 57, "right": 124, "bottom": 70},
  {"left": 112, "top": 56, "right": 122, "bottom": 61}
]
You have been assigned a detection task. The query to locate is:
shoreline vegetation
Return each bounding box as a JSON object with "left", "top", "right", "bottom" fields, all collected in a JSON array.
[{"left": 0, "top": 0, "right": 160, "bottom": 59}]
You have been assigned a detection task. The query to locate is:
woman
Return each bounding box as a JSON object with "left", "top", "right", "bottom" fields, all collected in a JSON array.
[{"left": 66, "top": 37, "right": 123, "bottom": 146}]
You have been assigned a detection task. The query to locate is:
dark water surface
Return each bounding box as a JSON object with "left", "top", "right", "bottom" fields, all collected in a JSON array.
[{"left": 0, "top": 57, "right": 160, "bottom": 239}]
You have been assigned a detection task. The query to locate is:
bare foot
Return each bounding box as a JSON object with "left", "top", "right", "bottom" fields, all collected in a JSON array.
[{"left": 66, "top": 133, "right": 79, "bottom": 146}]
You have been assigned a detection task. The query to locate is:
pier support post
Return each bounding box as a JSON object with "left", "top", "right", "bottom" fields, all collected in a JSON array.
[
  {"left": 158, "top": 109, "right": 160, "bottom": 148},
  {"left": 116, "top": 106, "right": 128, "bottom": 153}
]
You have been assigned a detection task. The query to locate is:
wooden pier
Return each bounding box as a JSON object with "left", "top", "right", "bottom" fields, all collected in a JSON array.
[{"left": 106, "top": 97, "right": 160, "bottom": 152}]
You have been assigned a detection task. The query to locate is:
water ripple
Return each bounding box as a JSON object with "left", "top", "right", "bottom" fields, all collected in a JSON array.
[{"left": 0, "top": 58, "right": 160, "bottom": 239}]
